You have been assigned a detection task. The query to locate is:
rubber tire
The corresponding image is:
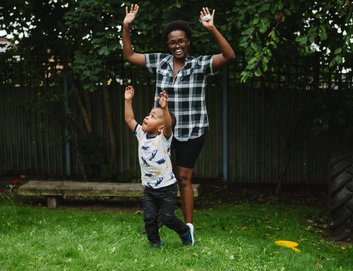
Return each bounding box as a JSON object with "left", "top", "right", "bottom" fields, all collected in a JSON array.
[{"left": 329, "top": 152, "right": 353, "bottom": 242}]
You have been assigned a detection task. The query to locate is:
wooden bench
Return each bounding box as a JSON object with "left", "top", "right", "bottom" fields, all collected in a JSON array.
[{"left": 17, "top": 180, "right": 200, "bottom": 209}]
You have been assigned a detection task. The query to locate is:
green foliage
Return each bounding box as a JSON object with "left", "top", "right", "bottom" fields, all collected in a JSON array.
[
  {"left": 73, "top": 51, "right": 105, "bottom": 92},
  {"left": 2, "top": 0, "right": 352, "bottom": 83},
  {"left": 63, "top": 0, "right": 123, "bottom": 91},
  {"left": 294, "top": 0, "right": 352, "bottom": 71},
  {"left": 231, "top": 0, "right": 352, "bottom": 81}
]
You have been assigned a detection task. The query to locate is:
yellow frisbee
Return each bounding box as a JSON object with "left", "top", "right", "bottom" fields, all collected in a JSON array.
[{"left": 275, "top": 240, "right": 301, "bottom": 252}]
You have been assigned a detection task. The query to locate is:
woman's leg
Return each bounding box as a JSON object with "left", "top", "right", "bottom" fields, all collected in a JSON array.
[
  {"left": 176, "top": 166, "right": 194, "bottom": 224},
  {"left": 173, "top": 133, "right": 206, "bottom": 224}
]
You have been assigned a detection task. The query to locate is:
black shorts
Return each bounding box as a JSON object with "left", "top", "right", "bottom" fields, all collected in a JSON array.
[{"left": 172, "top": 133, "right": 207, "bottom": 169}]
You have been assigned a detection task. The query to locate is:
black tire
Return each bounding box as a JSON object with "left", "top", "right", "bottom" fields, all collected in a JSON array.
[{"left": 329, "top": 152, "right": 353, "bottom": 242}]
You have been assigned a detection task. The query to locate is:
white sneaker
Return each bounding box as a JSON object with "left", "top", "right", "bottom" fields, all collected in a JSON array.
[{"left": 186, "top": 223, "right": 195, "bottom": 246}]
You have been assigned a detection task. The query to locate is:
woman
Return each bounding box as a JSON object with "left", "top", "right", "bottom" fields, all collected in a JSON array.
[{"left": 122, "top": 4, "right": 235, "bottom": 229}]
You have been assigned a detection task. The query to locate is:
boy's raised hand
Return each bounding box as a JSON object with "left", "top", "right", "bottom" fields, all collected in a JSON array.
[
  {"left": 157, "top": 90, "right": 168, "bottom": 109},
  {"left": 123, "top": 4, "right": 139, "bottom": 25},
  {"left": 125, "top": 85, "right": 135, "bottom": 100}
]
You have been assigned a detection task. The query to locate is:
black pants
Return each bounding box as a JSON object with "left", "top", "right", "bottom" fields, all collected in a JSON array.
[{"left": 143, "top": 183, "right": 188, "bottom": 244}]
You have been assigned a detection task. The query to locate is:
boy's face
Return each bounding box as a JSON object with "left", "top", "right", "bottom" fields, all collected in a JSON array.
[
  {"left": 142, "top": 108, "right": 164, "bottom": 135},
  {"left": 167, "top": 30, "right": 190, "bottom": 59}
]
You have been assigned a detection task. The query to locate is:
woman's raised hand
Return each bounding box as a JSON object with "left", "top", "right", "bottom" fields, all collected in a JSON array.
[
  {"left": 199, "top": 7, "right": 215, "bottom": 29},
  {"left": 123, "top": 4, "right": 139, "bottom": 25}
]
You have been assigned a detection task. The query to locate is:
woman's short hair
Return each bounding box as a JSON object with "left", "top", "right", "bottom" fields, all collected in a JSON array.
[{"left": 161, "top": 20, "right": 192, "bottom": 42}]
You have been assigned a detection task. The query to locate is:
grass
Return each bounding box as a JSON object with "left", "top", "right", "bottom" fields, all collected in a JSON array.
[{"left": 0, "top": 197, "right": 352, "bottom": 271}]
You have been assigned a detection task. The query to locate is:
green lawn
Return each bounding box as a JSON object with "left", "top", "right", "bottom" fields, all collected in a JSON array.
[{"left": 0, "top": 197, "right": 352, "bottom": 271}]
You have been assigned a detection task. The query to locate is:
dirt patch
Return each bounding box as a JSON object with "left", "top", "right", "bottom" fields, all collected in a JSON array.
[{"left": 195, "top": 181, "right": 328, "bottom": 208}]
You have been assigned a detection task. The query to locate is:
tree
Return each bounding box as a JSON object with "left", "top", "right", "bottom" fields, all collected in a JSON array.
[
  {"left": 2, "top": 0, "right": 352, "bottom": 78},
  {"left": 1, "top": 0, "right": 125, "bottom": 178}
]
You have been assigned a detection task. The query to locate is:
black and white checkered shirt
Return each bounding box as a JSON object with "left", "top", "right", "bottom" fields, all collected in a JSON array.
[{"left": 145, "top": 53, "right": 215, "bottom": 141}]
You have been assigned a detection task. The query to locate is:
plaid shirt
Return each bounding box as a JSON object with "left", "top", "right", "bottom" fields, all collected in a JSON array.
[{"left": 145, "top": 53, "right": 215, "bottom": 141}]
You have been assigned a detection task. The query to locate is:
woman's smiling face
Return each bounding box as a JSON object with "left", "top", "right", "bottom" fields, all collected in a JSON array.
[{"left": 167, "top": 30, "right": 190, "bottom": 59}]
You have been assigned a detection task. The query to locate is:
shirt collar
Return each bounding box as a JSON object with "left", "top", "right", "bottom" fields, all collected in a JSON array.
[
  {"left": 146, "top": 133, "right": 158, "bottom": 139},
  {"left": 166, "top": 55, "right": 192, "bottom": 70}
]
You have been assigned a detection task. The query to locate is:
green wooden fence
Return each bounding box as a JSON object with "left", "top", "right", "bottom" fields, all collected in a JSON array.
[{"left": 1, "top": 58, "right": 352, "bottom": 184}]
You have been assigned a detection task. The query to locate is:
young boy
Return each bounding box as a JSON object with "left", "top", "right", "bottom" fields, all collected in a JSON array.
[{"left": 124, "top": 85, "right": 194, "bottom": 247}]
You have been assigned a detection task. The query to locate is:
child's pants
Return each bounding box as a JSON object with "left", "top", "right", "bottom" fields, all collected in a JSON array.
[{"left": 143, "top": 183, "right": 189, "bottom": 244}]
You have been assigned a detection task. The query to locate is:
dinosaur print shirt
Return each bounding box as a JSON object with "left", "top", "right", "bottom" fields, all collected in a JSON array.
[{"left": 134, "top": 124, "right": 177, "bottom": 189}]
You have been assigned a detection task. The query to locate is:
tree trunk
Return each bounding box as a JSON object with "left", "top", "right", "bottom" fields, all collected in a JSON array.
[
  {"left": 83, "top": 90, "right": 92, "bottom": 125},
  {"left": 73, "top": 88, "right": 93, "bottom": 134},
  {"left": 67, "top": 73, "right": 93, "bottom": 179},
  {"left": 70, "top": 76, "right": 93, "bottom": 135}
]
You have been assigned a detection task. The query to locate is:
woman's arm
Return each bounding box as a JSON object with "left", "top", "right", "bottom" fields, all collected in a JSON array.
[
  {"left": 122, "top": 4, "right": 146, "bottom": 67},
  {"left": 200, "top": 7, "right": 236, "bottom": 71}
]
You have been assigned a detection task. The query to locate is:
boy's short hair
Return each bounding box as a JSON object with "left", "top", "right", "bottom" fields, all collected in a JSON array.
[{"left": 161, "top": 20, "right": 192, "bottom": 42}]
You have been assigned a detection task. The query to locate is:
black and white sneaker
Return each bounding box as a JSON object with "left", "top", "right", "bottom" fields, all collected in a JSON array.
[{"left": 181, "top": 223, "right": 195, "bottom": 246}]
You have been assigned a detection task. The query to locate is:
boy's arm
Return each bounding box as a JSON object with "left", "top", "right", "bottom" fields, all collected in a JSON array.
[
  {"left": 158, "top": 90, "right": 173, "bottom": 138},
  {"left": 122, "top": 4, "right": 146, "bottom": 67},
  {"left": 199, "top": 7, "right": 236, "bottom": 71},
  {"left": 124, "top": 86, "right": 138, "bottom": 131},
  {"left": 161, "top": 108, "right": 172, "bottom": 138}
]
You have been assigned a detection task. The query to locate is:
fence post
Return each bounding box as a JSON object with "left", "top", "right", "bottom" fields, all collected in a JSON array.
[
  {"left": 63, "top": 69, "right": 71, "bottom": 176},
  {"left": 222, "top": 67, "right": 228, "bottom": 181}
]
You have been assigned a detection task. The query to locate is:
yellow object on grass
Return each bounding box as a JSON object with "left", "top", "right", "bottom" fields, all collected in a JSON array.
[{"left": 275, "top": 240, "right": 301, "bottom": 252}]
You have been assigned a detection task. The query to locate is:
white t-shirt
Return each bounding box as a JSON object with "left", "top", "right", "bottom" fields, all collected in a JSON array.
[{"left": 134, "top": 124, "right": 177, "bottom": 189}]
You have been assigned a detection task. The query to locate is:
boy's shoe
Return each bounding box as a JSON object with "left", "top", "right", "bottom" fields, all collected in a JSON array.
[
  {"left": 181, "top": 223, "right": 195, "bottom": 246},
  {"left": 150, "top": 239, "right": 162, "bottom": 249}
]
